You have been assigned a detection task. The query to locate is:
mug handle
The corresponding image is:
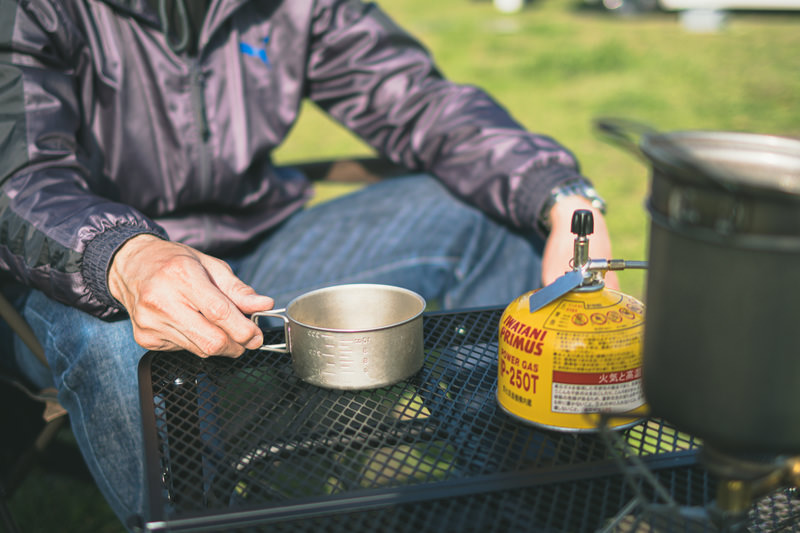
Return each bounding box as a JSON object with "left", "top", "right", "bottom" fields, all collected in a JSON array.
[{"left": 251, "top": 309, "right": 290, "bottom": 353}]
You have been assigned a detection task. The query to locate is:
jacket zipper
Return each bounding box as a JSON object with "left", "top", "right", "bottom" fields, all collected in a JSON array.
[{"left": 190, "top": 61, "right": 212, "bottom": 200}]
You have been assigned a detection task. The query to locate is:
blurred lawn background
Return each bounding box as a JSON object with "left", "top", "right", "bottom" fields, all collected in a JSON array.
[{"left": 5, "top": 0, "right": 799, "bottom": 531}]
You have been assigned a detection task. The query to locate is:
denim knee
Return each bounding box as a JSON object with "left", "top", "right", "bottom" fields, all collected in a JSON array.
[{"left": 21, "top": 290, "right": 147, "bottom": 525}]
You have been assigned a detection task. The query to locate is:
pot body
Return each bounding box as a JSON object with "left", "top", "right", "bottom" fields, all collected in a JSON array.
[
  {"left": 255, "top": 284, "right": 425, "bottom": 390},
  {"left": 641, "top": 131, "right": 800, "bottom": 454}
]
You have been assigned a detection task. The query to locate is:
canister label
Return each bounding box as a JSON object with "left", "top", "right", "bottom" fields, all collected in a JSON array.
[{"left": 498, "top": 289, "right": 646, "bottom": 431}]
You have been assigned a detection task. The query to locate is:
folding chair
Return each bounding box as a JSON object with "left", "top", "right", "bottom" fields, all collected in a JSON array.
[
  {"left": 294, "top": 155, "right": 403, "bottom": 180},
  {"left": 0, "top": 290, "right": 68, "bottom": 533}
]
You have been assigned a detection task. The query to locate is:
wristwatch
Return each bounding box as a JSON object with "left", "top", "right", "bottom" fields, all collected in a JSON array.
[{"left": 538, "top": 180, "right": 607, "bottom": 233}]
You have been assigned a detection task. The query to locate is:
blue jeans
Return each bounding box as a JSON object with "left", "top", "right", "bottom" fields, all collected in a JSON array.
[{"left": 10, "top": 175, "right": 543, "bottom": 527}]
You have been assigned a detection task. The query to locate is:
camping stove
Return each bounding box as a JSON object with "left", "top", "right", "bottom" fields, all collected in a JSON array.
[{"left": 702, "top": 447, "right": 800, "bottom": 527}]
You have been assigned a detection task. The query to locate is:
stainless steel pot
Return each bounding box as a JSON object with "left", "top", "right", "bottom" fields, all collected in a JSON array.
[
  {"left": 252, "top": 284, "right": 425, "bottom": 390},
  {"left": 596, "top": 118, "right": 800, "bottom": 455}
]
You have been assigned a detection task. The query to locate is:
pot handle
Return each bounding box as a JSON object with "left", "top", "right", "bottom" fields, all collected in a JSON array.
[
  {"left": 592, "top": 116, "right": 657, "bottom": 162},
  {"left": 593, "top": 116, "right": 734, "bottom": 193},
  {"left": 251, "top": 309, "right": 290, "bottom": 353}
]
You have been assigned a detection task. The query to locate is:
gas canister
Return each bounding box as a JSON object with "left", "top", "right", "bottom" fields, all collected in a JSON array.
[{"left": 497, "top": 210, "right": 648, "bottom": 431}]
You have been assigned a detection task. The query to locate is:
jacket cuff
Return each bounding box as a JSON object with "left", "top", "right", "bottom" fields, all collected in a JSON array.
[
  {"left": 509, "top": 164, "right": 593, "bottom": 239},
  {"left": 82, "top": 225, "right": 168, "bottom": 314}
]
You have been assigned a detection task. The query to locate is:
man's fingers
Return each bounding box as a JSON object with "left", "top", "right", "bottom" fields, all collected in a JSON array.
[
  {"left": 193, "top": 288, "right": 265, "bottom": 352},
  {"left": 193, "top": 259, "right": 271, "bottom": 351},
  {"left": 201, "top": 257, "right": 274, "bottom": 314},
  {"left": 124, "top": 289, "right": 235, "bottom": 356},
  {"left": 178, "top": 308, "right": 249, "bottom": 357},
  {"left": 133, "top": 317, "right": 243, "bottom": 358}
]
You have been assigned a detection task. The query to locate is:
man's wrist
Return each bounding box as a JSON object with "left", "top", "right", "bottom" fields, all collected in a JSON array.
[
  {"left": 82, "top": 225, "right": 166, "bottom": 313},
  {"left": 538, "top": 180, "right": 606, "bottom": 233},
  {"left": 108, "top": 233, "right": 166, "bottom": 306}
]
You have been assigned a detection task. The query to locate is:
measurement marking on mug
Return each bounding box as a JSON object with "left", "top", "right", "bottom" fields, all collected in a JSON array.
[{"left": 307, "top": 330, "right": 337, "bottom": 341}]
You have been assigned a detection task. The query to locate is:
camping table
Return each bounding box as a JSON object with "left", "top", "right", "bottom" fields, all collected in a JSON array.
[{"left": 136, "top": 307, "right": 797, "bottom": 532}]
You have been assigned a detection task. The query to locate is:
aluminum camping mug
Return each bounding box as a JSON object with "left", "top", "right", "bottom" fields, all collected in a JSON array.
[{"left": 251, "top": 284, "right": 426, "bottom": 390}]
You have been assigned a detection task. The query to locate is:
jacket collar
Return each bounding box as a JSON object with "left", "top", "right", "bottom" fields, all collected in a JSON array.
[{"left": 96, "top": 0, "right": 256, "bottom": 38}]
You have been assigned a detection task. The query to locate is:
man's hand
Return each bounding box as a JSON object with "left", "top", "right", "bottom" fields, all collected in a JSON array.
[
  {"left": 541, "top": 196, "right": 620, "bottom": 291},
  {"left": 108, "top": 234, "right": 274, "bottom": 357}
]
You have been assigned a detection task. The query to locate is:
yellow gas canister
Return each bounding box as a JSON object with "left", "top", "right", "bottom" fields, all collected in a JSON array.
[{"left": 497, "top": 210, "right": 648, "bottom": 432}]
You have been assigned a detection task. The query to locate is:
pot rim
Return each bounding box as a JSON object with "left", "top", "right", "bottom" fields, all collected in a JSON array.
[
  {"left": 641, "top": 130, "right": 800, "bottom": 199},
  {"left": 284, "top": 283, "right": 426, "bottom": 333}
]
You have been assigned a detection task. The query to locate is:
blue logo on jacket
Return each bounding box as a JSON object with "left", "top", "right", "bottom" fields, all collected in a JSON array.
[{"left": 240, "top": 37, "right": 270, "bottom": 66}]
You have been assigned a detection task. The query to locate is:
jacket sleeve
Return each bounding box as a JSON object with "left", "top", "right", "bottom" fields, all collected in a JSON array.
[
  {"left": 306, "top": 0, "right": 592, "bottom": 236},
  {"left": 0, "top": 2, "right": 167, "bottom": 319}
]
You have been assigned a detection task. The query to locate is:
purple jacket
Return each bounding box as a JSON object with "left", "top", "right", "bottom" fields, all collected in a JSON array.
[{"left": 0, "top": 0, "right": 590, "bottom": 318}]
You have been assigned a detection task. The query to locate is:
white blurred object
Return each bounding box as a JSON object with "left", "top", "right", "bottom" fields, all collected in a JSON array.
[
  {"left": 679, "top": 8, "right": 728, "bottom": 31},
  {"left": 494, "top": 0, "right": 525, "bottom": 13},
  {"left": 583, "top": 0, "right": 800, "bottom": 11},
  {"left": 661, "top": 0, "right": 800, "bottom": 8}
]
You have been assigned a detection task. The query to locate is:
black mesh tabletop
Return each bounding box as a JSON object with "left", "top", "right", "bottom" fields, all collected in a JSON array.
[{"left": 137, "top": 308, "right": 799, "bottom": 532}]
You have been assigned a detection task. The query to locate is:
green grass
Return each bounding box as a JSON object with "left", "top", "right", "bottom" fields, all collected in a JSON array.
[{"left": 5, "top": 1, "right": 799, "bottom": 530}]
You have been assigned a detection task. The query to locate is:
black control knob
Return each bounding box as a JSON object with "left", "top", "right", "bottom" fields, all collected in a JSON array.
[{"left": 571, "top": 209, "right": 594, "bottom": 237}]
